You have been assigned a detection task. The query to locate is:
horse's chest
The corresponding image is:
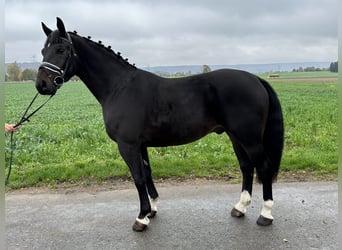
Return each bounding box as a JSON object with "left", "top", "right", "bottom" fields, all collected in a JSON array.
[{"left": 102, "top": 105, "right": 145, "bottom": 142}]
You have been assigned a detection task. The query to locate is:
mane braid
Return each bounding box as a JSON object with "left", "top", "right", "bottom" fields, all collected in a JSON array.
[{"left": 70, "top": 32, "right": 136, "bottom": 69}]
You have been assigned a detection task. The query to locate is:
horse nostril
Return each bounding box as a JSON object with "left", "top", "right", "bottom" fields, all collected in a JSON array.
[
  {"left": 37, "top": 79, "right": 49, "bottom": 94},
  {"left": 41, "top": 80, "right": 47, "bottom": 89}
]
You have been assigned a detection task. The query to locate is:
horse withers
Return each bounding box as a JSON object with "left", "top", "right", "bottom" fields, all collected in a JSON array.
[{"left": 36, "top": 17, "right": 284, "bottom": 232}]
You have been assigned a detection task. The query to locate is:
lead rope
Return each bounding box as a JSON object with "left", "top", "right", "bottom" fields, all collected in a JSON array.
[{"left": 5, "top": 93, "right": 54, "bottom": 185}]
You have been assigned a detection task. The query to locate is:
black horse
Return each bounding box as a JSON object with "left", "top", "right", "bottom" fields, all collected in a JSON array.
[{"left": 36, "top": 18, "right": 284, "bottom": 231}]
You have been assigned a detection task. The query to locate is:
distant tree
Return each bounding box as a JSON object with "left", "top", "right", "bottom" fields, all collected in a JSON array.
[
  {"left": 185, "top": 70, "right": 192, "bottom": 76},
  {"left": 19, "top": 68, "right": 38, "bottom": 81},
  {"left": 304, "top": 66, "right": 319, "bottom": 72},
  {"left": 202, "top": 65, "right": 211, "bottom": 73},
  {"left": 71, "top": 75, "right": 81, "bottom": 81},
  {"left": 175, "top": 72, "right": 185, "bottom": 77},
  {"left": 7, "top": 62, "right": 21, "bottom": 81},
  {"left": 329, "top": 61, "right": 338, "bottom": 72}
]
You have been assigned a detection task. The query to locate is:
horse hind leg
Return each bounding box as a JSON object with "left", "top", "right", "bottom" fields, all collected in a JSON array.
[
  {"left": 141, "top": 147, "right": 159, "bottom": 218},
  {"left": 230, "top": 139, "right": 253, "bottom": 218},
  {"left": 246, "top": 145, "right": 275, "bottom": 226},
  {"left": 255, "top": 160, "right": 275, "bottom": 226},
  {"left": 230, "top": 136, "right": 275, "bottom": 226}
]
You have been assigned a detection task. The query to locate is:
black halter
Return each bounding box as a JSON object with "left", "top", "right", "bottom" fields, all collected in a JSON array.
[{"left": 39, "top": 32, "right": 77, "bottom": 88}]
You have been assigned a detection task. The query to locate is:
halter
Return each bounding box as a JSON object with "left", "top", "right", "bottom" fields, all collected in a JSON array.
[{"left": 39, "top": 32, "right": 77, "bottom": 88}]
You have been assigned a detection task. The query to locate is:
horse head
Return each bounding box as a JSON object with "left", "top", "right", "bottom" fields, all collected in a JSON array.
[{"left": 36, "top": 17, "right": 77, "bottom": 95}]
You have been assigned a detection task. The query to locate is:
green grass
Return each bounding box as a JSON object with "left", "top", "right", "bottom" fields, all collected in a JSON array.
[{"left": 4, "top": 76, "right": 338, "bottom": 188}]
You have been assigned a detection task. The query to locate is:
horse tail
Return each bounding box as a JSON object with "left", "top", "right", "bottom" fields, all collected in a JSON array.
[{"left": 258, "top": 77, "right": 284, "bottom": 181}]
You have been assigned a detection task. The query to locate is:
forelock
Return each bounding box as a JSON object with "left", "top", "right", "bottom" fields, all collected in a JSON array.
[{"left": 44, "top": 30, "right": 62, "bottom": 47}]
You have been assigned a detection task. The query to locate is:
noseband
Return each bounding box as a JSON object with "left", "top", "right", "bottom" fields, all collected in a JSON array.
[
  {"left": 39, "top": 61, "right": 65, "bottom": 87},
  {"left": 39, "top": 33, "right": 77, "bottom": 88}
]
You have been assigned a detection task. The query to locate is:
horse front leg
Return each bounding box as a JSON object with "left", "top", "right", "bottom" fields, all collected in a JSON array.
[
  {"left": 141, "top": 146, "right": 159, "bottom": 218},
  {"left": 118, "top": 142, "right": 151, "bottom": 232}
]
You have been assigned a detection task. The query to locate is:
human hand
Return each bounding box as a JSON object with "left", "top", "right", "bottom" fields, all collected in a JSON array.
[{"left": 5, "top": 123, "right": 19, "bottom": 133}]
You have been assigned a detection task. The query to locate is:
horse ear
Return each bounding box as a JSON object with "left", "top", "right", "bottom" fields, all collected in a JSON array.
[
  {"left": 41, "top": 22, "right": 52, "bottom": 37},
  {"left": 56, "top": 17, "right": 67, "bottom": 37}
]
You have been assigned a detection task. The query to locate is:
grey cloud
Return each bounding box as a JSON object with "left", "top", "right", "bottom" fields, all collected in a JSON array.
[{"left": 5, "top": 0, "right": 338, "bottom": 65}]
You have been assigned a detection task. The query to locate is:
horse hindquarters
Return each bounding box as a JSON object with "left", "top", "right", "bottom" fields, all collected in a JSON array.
[{"left": 219, "top": 76, "right": 283, "bottom": 226}]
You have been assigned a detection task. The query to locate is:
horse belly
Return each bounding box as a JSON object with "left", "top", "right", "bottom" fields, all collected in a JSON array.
[
  {"left": 144, "top": 129, "right": 210, "bottom": 147},
  {"left": 144, "top": 116, "right": 219, "bottom": 147}
]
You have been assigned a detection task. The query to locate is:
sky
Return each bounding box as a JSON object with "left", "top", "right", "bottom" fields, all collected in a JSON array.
[{"left": 5, "top": 0, "right": 338, "bottom": 67}]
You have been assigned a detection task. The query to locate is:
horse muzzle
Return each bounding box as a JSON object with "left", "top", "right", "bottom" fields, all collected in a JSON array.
[{"left": 35, "top": 69, "right": 59, "bottom": 95}]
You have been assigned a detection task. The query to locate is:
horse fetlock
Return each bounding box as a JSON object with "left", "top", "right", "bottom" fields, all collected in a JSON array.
[
  {"left": 133, "top": 216, "right": 150, "bottom": 232},
  {"left": 147, "top": 197, "right": 158, "bottom": 218},
  {"left": 260, "top": 199, "right": 274, "bottom": 220},
  {"left": 257, "top": 199, "right": 274, "bottom": 226},
  {"left": 233, "top": 190, "right": 251, "bottom": 214},
  {"left": 150, "top": 197, "right": 158, "bottom": 212},
  {"left": 148, "top": 210, "right": 157, "bottom": 219}
]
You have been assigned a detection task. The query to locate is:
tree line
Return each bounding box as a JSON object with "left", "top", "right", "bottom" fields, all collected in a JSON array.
[
  {"left": 292, "top": 61, "right": 338, "bottom": 73},
  {"left": 5, "top": 61, "right": 81, "bottom": 82},
  {"left": 156, "top": 65, "right": 211, "bottom": 78},
  {"left": 6, "top": 62, "right": 37, "bottom": 81}
]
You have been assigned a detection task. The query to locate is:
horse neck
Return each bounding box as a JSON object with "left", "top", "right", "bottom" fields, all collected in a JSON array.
[{"left": 72, "top": 35, "right": 134, "bottom": 104}]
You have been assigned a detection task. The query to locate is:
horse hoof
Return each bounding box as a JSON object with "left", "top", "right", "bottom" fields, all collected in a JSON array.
[
  {"left": 231, "top": 207, "right": 245, "bottom": 218},
  {"left": 257, "top": 215, "right": 273, "bottom": 226},
  {"left": 148, "top": 210, "right": 157, "bottom": 218},
  {"left": 132, "top": 220, "right": 147, "bottom": 232}
]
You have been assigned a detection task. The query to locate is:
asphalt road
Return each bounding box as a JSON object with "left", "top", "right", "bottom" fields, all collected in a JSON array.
[{"left": 6, "top": 182, "right": 337, "bottom": 250}]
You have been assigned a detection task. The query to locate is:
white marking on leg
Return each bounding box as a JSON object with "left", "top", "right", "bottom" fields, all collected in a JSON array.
[
  {"left": 136, "top": 216, "right": 150, "bottom": 226},
  {"left": 260, "top": 200, "right": 274, "bottom": 220},
  {"left": 150, "top": 197, "right": 158, "bottom": 212},
  {"left": 234, "top": 190, "right": 251, "bottom": 214}
]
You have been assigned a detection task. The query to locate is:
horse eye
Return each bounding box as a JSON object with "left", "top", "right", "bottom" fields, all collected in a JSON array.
[{"left": 56, "top": 48, "right": 65, "bottom": 54}]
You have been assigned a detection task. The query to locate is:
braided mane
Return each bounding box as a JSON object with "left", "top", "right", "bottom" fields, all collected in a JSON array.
[{"left": 70, "top": 30, "right": 136, "bottom": 69}]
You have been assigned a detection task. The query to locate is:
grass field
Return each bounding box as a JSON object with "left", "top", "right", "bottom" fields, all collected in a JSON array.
[
  {"left": 4, "top": 74, "right": 338, "bottom": 188},
  {"left": 258, "top": 71, "right": 338, "bottom": 79}
]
